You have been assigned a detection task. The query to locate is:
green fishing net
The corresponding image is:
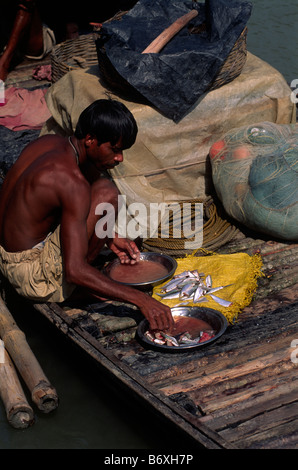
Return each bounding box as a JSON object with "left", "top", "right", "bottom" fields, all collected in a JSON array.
[{"left": 210, "top": 122, "right": 298, "bottom": 241}]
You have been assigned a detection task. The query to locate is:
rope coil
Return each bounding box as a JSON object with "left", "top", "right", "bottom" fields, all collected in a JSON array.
[{"left": 143, "top": 197, "right": 239, "bottom": 256}]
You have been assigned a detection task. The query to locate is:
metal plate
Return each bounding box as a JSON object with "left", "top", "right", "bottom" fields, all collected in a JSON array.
[
  {"left": 137, "top": 306, "right": 228, "bottom": 352},
  {"left": 103, "top": 252, "right": 177, "bottom": 287}
]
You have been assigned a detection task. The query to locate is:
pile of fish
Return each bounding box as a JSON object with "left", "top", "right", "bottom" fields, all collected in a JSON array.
[
  {"left": 156, "top": 270, "right": 232, "bottom": 307},
  {"left": 144, "top": 328, "right": 215, "bottom": 347}
]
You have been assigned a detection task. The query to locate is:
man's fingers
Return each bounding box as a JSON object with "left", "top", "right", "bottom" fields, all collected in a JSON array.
[
  {"left": 127, "top": 241, "right": 140, "bottom": 260},
  {"left": 148, "top": 305, "right": 173, "bottom": 331}
]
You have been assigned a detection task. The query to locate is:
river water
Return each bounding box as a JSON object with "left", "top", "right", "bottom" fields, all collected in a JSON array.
[{"left": 0, "top": 0, "right": 297, "bottom": 450}]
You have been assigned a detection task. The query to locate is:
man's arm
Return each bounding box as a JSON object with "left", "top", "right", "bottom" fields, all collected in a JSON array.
[{"left": 59, "top": 178, "right": 173, "bottom": 330}]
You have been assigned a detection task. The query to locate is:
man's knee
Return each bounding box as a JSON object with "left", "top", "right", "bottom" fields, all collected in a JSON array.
[{"left": 91, "top": 177, "right": 120, "bottom": 209}]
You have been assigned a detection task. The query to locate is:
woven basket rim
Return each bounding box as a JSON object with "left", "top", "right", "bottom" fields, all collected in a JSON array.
[
  {"left": 51, "top": 33, "right": 98, "bottom": 82},
  {"left": 97, "top": 26, "right": 247, "bottom": 95}
]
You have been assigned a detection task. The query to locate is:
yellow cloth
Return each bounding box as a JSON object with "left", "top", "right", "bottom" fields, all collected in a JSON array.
[{"left": 152, "top": 252, "right": 263, "bottom": 324}]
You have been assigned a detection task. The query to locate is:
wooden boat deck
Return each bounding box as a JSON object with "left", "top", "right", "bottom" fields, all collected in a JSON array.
[
  {"left": 33, "top": 237, "right": 298, "bottom": 449},
  {"left": 3, "top": 51, "right": 298, "bottom": 450}
]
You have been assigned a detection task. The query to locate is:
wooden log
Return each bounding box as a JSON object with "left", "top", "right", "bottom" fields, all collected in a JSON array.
[
  {"left": 142, "top": 10, "right": 198, "bottom": 53},
  {"left": 0, "top": 345, "right": 34, "bottom": 429},
  {"left": 0, "top": 296, "right": 58, "bottom": 413}
]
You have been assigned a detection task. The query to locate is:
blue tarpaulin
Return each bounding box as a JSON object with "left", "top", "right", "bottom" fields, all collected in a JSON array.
[{"left": 96, "top": 0, "right": 252, "bottom": 122}]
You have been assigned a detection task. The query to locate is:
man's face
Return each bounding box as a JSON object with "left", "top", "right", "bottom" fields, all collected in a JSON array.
[{"left": 88, "top": 137, "right": 124, "bottom": 170}]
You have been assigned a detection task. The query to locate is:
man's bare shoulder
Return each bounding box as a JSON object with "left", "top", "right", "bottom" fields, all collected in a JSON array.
[
  {"left": 22, "top": 134, "right": 70, "bottom": 158},
  {"left": 28, "top": 135, "right": 89, "bottom": 189},
  {"left": 7, "top": 133, "right": 90, "bottom": 204}
]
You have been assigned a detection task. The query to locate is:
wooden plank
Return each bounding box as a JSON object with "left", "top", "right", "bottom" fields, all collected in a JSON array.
[
  {"left": 234, "top": 417, "right": 298, "bottom": 449},
  {"left": 157, "top": 347, "right": 294, "bottom": 397},
  {"left": 146, "top": 301, "right": 298, "bottom": 393},
  {"left": 146, "top": 328, "right": 296, "bottom": 389},
  {"left": 120, "top": 292, "right": 298, "bottom": 382},
  {"left": 220, "top": 401, "right": 298, "bottom": 444},
  {"left": 33, "top": 302, "right": 235, "bottom": 449},
  {"left": 199, "top": 377, "right": 298, "bottom": 430},
  {"left": 195, "top": 368, "right": 298, "bottom": 415},
  {"left": 239, "top": 283, "right": 298, "bottom": 321},
  {"left": 30, "top": 276, "right": 298, "bottom": 449}
]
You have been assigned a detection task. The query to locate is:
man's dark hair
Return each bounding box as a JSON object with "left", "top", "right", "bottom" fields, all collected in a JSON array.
[{"left": 74, "top": 99, "right": 138, "bottom": 149}]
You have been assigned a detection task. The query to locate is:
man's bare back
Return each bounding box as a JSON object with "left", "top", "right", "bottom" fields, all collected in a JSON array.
[{"left": 0, "top": 134, "right": 85, "bottom": 251}]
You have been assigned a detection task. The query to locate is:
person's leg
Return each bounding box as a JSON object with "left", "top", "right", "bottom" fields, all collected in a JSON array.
[
  {"left": 23, "top": 3, "right": 43, "bottom": 57},
  {"left": 0, "top": 1, "right": 43, "bottom": 81},
  {"left": 64, "top": 177, "right": 120, "bottom": 302},
  {"left": 86, "top": 177, "right": 120, "bottom": 263}
]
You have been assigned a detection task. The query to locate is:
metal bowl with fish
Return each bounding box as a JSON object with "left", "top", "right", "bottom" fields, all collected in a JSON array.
[
  {"left": 137, "top": 306, "right": 228, "bottom": 352},
  {"left": 103, "top": 252, "right": 177, "bottom": 289}
]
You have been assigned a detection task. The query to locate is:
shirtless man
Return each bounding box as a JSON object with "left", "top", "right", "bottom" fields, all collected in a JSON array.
[{"left": 0, "top": 99, "right": 173, "bottom": 331}]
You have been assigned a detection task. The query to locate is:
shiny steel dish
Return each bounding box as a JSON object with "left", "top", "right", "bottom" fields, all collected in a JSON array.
[
  {"left": 103, "top": 252, "right": 177, "bottom": 287},
  {"left": 137, "top": 306, "right": 228, "bottom": 352}
]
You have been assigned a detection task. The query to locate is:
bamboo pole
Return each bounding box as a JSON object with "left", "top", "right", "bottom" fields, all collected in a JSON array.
[
  {"left": 142, "top": 10, "right": 198, "bottom": 54},
  {"left": 0, "top": 343, "right": 34, "bottom": 428},
  {"left": 0, "top": 296, "right": 58, "bottom": 413}
]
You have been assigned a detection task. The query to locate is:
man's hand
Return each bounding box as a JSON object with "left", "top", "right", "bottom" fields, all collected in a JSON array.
[
  {"left": 107, "top": 233, "right": 140, "bottom": 264},
  {"left": 139, "top": 295, "right": 174, "bottom": 331},
  {"left": 107, "top": 234, "right": 173, "bottom": 330}
]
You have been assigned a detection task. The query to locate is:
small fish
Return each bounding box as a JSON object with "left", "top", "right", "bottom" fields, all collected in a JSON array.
[
  {"left": 154, "top": 338, "right": 166, "bottom": 345},
  {"left": 194, "top": 296, "right": 208, "bottom": 303},
  {"left": 157, "top": 289, "right": 180, "bottom": 299},
  {"left": 179, "top": 337, "right": 200, "bottom": 346},
  {"left": 160, "top": 332, "right": 179, "bottom": 346},
  {"left": 173, "top": 301, "right": 191, "bottom": 307},
  {"left": 161, "top": 278, "right": 185, "bottom": 292},
  {"left": 176, "top": 278, "right": 195, "bottom": 288},
  {"left": 145, "top": 331, "right": 155, "bottom": 341},
  {"left": 179, "top": 332, "right": 192, "bottom": 340},
  {"left": 179, "top": 333, "right": 196, "bottom": 344},
  {"left": 187, "top": 270, "right": 197, "bottom": 278},
  {"left": 193, "top": 285, "right": 204, "bottom": 302},
  {"left": 210, "top": 294, "right": 232, "bottom": 307},
  {"left": 180, "top": 282, "right": 197, "bottom": 298},
  {"left": 205, "top": 275, "right": 212, "bottom": 288},
  {"left": 206, "top": 283, "right": 233, "bottom": 295},
  {"left": 172, "top": 271, "right": 189, "bottom": 279}
]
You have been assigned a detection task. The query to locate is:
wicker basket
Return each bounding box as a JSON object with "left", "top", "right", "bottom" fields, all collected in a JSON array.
[
  {"left": 51, "top": 34, "right": 99, "bottom": 83},
  {"left": 209, "top": 27, "right": 247, "bottom": 91},
  {"left": 97, "top": 24, "right": 248, "bottom": 97},
  {"left": 51, "top": 11, "right": 125, "bottom": 83},
  {"left": 51, "top": 19, "right": 247, "bottom": 95}
]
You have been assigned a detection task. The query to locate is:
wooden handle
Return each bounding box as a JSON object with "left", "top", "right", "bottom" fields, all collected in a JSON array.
[{"left": 142, "top": 9, "right": 198, "bottom": 54}]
